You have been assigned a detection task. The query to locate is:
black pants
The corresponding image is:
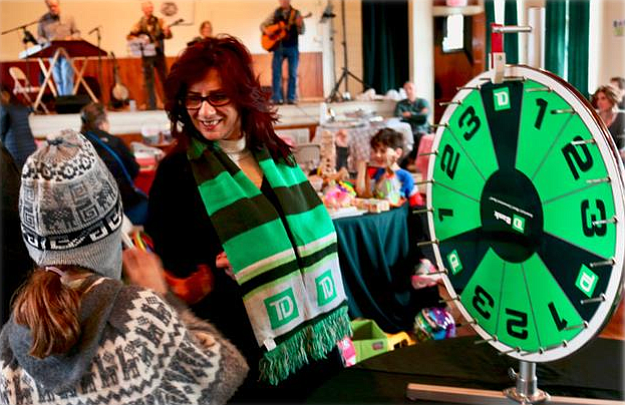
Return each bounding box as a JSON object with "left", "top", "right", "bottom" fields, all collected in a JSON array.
[{"left": 141, "top": 52, "right": 168, "bottom": 110}]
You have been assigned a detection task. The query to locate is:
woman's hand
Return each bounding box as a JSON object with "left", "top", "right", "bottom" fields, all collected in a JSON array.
[
  {"left": 122, "top": 248, "right": 168, "bottom": 295},
  {"left": 216, "top": 251, "right": 236, "bottom": 281}
]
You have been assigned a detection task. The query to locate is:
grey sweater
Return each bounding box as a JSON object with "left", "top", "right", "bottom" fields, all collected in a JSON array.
[{"left": 0, "top": 277, "right": 248, "bottom": 404}]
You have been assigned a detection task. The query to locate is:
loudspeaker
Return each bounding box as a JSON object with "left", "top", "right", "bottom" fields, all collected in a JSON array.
[{"left": 55, "top": 94, "right": 91, "bottom": 114}]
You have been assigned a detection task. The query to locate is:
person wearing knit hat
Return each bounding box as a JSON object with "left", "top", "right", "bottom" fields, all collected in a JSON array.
[
  {"left": 19, "top": 128, "right": 124, "bottom": 279},
  {"left": 0, "top": 129, "right": 248, "bottom": 405}
]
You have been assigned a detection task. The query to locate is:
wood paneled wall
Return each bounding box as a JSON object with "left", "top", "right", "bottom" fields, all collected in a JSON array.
[
  {"left": 0, "top": 52, "right": 323, "bottom": 110},
  {"left": 433, "top": 12, "right": 486, "bottom": 123}
]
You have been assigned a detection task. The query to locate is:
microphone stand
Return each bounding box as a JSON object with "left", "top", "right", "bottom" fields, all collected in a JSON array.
[
  {"left": 89, "top": 27, "right": 103, "bottom": 99},
  {"left": 327, "top": 0, "right": 368, "bottom": 102},
  {"left": 0, "top": 19, "right": 39, "bottom": 36}
]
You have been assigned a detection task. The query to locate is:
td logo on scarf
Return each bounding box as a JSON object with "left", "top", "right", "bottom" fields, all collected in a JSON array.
[
  {"left": 265, "top": 288, "right": 299, "bottom": 329},
  {"left": 316, "top": 270, "right": 337, "bottom": 305}
]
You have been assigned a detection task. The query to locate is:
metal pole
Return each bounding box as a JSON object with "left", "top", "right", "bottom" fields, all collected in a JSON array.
[
  {"left": 517, "top": 361, "right": 538, "bottom": 397},
  {"left": 96, "top": 29, "right": 103, "bottom": 100},
  {"left": 504, "top": 360, "right": 549, "bottom": 403},
  {"left": 341, "top": 0, "right": 348, "bottom": 94},
  {"left": 491, "top": 25, "right": 533, "bottom": 34}
]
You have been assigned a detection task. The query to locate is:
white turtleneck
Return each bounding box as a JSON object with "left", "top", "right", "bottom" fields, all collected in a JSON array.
[{"left": 218, "top": 136, "right": 264, "bottom": 188}]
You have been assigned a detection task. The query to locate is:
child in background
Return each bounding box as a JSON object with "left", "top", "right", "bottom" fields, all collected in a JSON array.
[{"left": 357, "top": 128, "right": 421, "bottom": 206}]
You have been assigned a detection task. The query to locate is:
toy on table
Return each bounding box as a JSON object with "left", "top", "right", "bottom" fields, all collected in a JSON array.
[
  {"left": 353, "top": 197, "right": 390, "bottom": 213},
  {"left": 319, "top": 129, "right": 337, "bottom": 176},
  {"left": 337, "top": 337, "right": 357, "bottom": 367},
  {"left": 413, "top": 307, "right": 456, "bottom": 342},
  {"left": 373, "top": 171, "right": 402, "bottom": 205},
  {"left": 323, "top": 180, "right": 356, "bottom": 209},
  {"left": 411, "top": 258, "right": 442, "bottom": 289}
]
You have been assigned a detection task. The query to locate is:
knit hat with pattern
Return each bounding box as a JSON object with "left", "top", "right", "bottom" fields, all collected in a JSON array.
[{"left": 19, "top": 129, "right": 123, "bottom": 279}]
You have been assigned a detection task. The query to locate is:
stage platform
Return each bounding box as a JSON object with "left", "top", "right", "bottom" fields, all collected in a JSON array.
[{"left": 28, "top": 99, "right": 397, "bottom": 139}]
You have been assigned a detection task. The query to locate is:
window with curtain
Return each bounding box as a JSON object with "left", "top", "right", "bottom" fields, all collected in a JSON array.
[
  {"left": 567, "top": 0, "right": 590, "bottom": 97},
  {"left": 504, "top": 0, "right": 519, "bottom": 64},
  {"left": 545, "top": 0, "right": 567, "bottom": 78},
  {"left": 483, "top": 0, "right": 589, "bottom": 95},
  {"left": 443, "top": 14, "right": 465, "bottom": 52},
  {"left": 361, "top": 0, "right": 409, "bottom": 94},
  {"left": 484, "top": 0, "right": 518, "bottom": 65},
  {"left": 545, "top": 0, "right": 590, "bottom": 95}
]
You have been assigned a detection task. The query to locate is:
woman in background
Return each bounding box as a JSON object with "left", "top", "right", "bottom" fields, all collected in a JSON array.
[
  {"left": 188, "top": 20, "right": 213, "bottom": 46},
  {"left": 199, "top": 20, "right": 213, "bottom": 39},
  {"left": 0, "top": 83, "right": 37, "bottom": 168},
  {"left": 610, "top": 76, "right": 625, "bottom": 110},
  {"left": 592, "top": 85, "right": 625, "bottom": 149}
]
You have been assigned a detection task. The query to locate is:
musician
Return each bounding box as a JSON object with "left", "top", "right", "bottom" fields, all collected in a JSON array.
[
  {"left": 260, "top": 0, "right": 305, "bottom": 105},
  {"left": 127, "top": 1, "right": 172, "bottom": 110},
  {"left": 37, "top": 0, "right": 80, "bottom": 96},
  {"left": 187, "top": 20, "right": 213, "bottom": 47}
]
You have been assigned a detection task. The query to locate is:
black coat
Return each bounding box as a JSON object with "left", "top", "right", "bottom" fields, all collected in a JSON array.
[
  {"left": 0, "top": 144, "right": 32, "bottom": 325},
  {"left": 0, "top": 104, "right": 36, "bottom": 169},
  {"left": 83, "top": 129, "right": 144, "bottom": 210}
]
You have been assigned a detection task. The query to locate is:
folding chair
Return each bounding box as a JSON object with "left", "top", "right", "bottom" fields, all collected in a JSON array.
[
  {"left": 9, "top": 66, "right": 48, "bottom": 113},
  {"left": 294, "top": 143, "right": 321, "bottom": 174}
]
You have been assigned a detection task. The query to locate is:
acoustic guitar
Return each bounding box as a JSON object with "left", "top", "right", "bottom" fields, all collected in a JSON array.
[
  {"left": 109, "top": 52, "right": 129, "bottom": 109},
  {"left": 261, "top": 12, "right": 311, "bottom": 52}
]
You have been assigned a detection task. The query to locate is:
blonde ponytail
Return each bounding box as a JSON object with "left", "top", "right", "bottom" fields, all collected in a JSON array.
[{"left": 12, "top": 268, "right": 81, "bottom": 359}]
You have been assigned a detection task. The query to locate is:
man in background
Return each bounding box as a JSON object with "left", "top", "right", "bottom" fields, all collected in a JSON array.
[
  {"left": 395, "top": 81, "right": 430, "bottom": 163},
  {"left": 128, "top": 1, "right": 172, "bottom": 110},
  {"left": 37, "top": 0, "right": 80, "bottom": 96},
  {"left": 261, "top": 0, "right": 305, "bottom": 105}
]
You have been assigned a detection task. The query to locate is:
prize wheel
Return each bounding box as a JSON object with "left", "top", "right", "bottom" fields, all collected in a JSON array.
[{"left": 426, "top": 65, "right": 625, "bottom": 363}]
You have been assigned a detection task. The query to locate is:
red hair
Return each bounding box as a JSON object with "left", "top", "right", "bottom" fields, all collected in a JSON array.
[
  {"left": 12, "top": 268, "right": 81, "bottom": 359},
  {"left": 165, "top": 35, "right": 292, "bottom": 162}
]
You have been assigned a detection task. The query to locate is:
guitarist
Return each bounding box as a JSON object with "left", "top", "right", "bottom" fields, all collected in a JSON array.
[
  {"left": 127, "top": 1, "right": 172, "bottom": 110},
  {"left": 260, "top": 0, "right": 305, "bottom": 105}
]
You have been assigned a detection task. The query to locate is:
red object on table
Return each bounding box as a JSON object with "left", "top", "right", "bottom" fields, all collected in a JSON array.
[
  {"left": 415, "top": 133, "right": 434, "bottom": 176},
  {"left": 135, "top": 168, "right": 156, "bottom": 195}
]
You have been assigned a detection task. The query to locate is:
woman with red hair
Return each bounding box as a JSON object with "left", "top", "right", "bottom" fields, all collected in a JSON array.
[{"left": 145, "top": 35, "right": 352, "bottom": 402}]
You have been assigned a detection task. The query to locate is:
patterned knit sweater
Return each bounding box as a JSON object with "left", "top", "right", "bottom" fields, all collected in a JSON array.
[{"left": 0, "top": 277, "right": 248, "bottom": 405}]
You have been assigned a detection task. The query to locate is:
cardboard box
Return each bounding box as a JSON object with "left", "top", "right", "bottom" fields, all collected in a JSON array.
[{"left": 350, "top": 319, "right": 391, "bottom": 363}]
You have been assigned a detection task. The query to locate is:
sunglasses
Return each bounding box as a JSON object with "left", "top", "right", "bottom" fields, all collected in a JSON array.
[{"left": 183, "top": 92, "right": 230, "bottom": 109}]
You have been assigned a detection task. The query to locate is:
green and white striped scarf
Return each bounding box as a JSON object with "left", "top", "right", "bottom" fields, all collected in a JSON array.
[{"left": 187, "top": 137, "right": 351, "bottom": 385}]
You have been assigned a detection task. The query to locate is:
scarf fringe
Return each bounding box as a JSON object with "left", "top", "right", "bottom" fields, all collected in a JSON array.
[{"left": 259, "top": 306, "right": 352, "bottom": 385}]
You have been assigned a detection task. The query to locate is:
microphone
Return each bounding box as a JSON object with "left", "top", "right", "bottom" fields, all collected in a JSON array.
[
  {"left": 319, "top": 5, "right": 335, "bottom": 23},
  {"left": 170, "top": 18, "right": 184, "bottom": 27},
  {"left": 22, "top": 29, "right": 37, "bottom": 45},
  {"left": 88, "top": 25, "right": 102, "bottom": 35}
]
